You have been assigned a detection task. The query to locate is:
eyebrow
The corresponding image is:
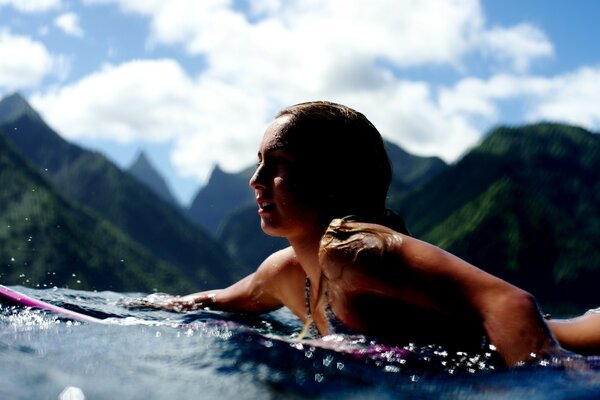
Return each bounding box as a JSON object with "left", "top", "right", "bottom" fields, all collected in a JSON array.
[
  {"left": 257, "top": 148, "right": 295, "bottom": 163},
  {"left": 258, "top": 142, "right": 288, "bottom": 158}
]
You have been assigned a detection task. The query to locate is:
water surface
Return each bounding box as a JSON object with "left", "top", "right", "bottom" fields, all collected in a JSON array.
[{"left": 1, "top": 286, "right": 599, "bottom": 399}]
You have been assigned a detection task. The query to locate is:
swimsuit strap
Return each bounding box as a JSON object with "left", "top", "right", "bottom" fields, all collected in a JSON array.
[
  {"left": 296, "top": 277, "right": 316, "bottom": 340},
  {"left": 301, "top": 276, "right": 356, "bottom": 338}
]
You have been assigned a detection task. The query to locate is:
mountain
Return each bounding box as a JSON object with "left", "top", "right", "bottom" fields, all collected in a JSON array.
[
  {"left": 0, "top": 134, "right": 195, "bottom": 292},
  {"left": 0, "top": 93, "right": 237, "bottom": 291},
  {"left": 127, "top": 150, "right": 178, "bottom": 206},
  {"left": 187, "top": 164, "right": 255, "bottom": 234},
  {"left": 0, "top": 92, "right": 43, "bottom": 125},
  {"left": 392, "top": 123, "right": 600, "bottom": 312},
  {"left": 385, "top": 140, "right": 447, "bottom": 204}
]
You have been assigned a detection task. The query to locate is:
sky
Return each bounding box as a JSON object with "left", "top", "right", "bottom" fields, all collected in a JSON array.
[{"left": 1, "top": 0, "right": 599, "bottom": 205}]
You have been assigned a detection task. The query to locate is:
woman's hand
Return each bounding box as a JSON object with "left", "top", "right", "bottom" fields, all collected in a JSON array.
[
  {"left": 119, "top": 292, "right": 215, "bottom": 312},
  {"left": 158, "top": 293, "right": 216, "bottom": 312}
]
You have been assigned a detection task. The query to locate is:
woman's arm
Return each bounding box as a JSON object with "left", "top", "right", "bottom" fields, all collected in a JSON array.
[
  {"left": 320, "top": 221, "right": 562, "bottom": 366},
  {"left": 399, "top": 236, "right": 560, "bottom": 366},
  {"left": 547, "top": 311, "right": 600, "bottom": 355},
  {"left": 158, "top": 247, "right": 299, "bottom": 314}
]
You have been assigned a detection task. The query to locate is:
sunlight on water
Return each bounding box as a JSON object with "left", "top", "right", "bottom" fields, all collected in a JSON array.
[{"left": 1, "top": 287, "right": 600, "bottom": 399}]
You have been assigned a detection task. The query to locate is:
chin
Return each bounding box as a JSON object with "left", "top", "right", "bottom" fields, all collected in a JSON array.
[{"left": 260, "top": 221, "right": 286, "bottom": 238}]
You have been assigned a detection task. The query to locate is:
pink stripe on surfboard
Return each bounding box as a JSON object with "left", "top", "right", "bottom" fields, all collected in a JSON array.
[{"left": 0, "top": 285, "right": 104, "bottom": 324}]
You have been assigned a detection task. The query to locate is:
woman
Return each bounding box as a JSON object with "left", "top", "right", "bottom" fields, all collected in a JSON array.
[{"left": 157, "top": 101, "right": 599, "bottom": 366}]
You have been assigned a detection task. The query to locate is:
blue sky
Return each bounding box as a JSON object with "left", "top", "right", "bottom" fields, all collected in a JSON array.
[{"left": 1, "top": 0, "right": 599, "bottom": 205}]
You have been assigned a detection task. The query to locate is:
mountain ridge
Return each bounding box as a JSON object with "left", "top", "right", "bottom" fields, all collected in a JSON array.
[
  {"left": 0, "top": 133, "right": 195, "bottom": 292},
  {"left": 393, "top": 122, "right": 600, "bottom": 311},
  {"left": 0, "top": 94, "right": 238, "bottom": 291},
  {"left": 127, "top": 150, "right": 179, "bottom": 206}
]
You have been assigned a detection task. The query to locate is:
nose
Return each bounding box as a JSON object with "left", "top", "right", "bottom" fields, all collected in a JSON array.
[{"left": 249, "top": 164, "right": 265, "bottom": 190}]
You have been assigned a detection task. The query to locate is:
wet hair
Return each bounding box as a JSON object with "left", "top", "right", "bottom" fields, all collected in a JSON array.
[{"left": 276, "top": 101, "right": 409, "bottom": 234}]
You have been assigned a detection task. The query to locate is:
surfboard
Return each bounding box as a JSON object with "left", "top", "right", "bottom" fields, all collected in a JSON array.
[{"left": 0, "top": 284, "right": 105, "bottom": 324}]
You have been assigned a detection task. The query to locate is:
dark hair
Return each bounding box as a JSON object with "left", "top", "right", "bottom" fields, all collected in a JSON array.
[{"left": 276, "top": 101, "right": 409, "bottom": 234}]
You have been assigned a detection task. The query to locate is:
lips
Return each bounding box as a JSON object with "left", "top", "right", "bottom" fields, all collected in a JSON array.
[
  {"left": 256, "top": 196, "right": 275, "bottom": 212},
  {"left": 260, "top": 201, "right": 274, "bottom": 210}
]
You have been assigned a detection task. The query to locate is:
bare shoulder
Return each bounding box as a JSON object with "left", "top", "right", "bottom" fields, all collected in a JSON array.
[
  {"left": 318, "top": 218, "right": 404, "bottom": 280},
  {"left": 252, "top": 246, "right": 306, "bottom": 312},
  {"left": 256, "top": 246, "right": 301, "bottom": 276},
  {"left": 255, "top": 246, "right": 304, "bottom": 289}
]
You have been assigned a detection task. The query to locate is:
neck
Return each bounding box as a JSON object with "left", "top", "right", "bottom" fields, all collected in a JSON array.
[{"left": 287, "top": 228, "right": 324, "bottom": 285}]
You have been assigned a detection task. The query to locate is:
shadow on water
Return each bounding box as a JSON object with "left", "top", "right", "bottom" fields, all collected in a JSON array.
[{"left": 1, "top": 286, "right": 600, "bottom": 399}]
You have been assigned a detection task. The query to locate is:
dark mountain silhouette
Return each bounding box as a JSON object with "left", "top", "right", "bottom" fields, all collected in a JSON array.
[
  {"left": 0, "top": 92, "right": 44, "bottom": 125},
  {"left": 393, "top": 123, "right": 600, "bottom": 312},
  {"left": 0, "top": 93, "right": 237, "bottom": 291},
  {"left": 187, "top": 164, "right": 255, "bottom": 234},
  {"left": 127, "top": 150, "right": 178, "bottom": 206},
  {"left": 0, "top": 134, "right": 195, "bottom": 292},
  {"left": 385, "top": 140, "right": 447, "bottom": 204}
]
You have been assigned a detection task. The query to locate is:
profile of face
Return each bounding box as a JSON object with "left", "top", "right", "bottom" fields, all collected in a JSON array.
[
  {"left": 250, "top": 101, "right": 393, "bottom": 240},
  {"left": 249, "top": 115, "right": 326, "bottom": 240}
]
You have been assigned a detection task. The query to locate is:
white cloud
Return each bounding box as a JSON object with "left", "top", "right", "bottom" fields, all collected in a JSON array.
[
  {"left": 480, "top": 23, "right": 554, "bottom": 72},
  {"left": 0, "top": 30, "right": 55, "bottom": 88},
  {"left": 31, "top": 0, "right": 570, "bottom": 185},
  {"left": 437, "top": 67, "right": 600, "bottom": 136},
  {"left": 527, "top": 67, "right": 600, "bottom": 128},
  {"left": 0, "top": 0, "right": 61, "bottom": 13},
  {"left": 97, "top": 0, "right": 551, "bottom": 75},
  {"left": 54, "top": 12, "right": 84, "bottom": 37},
  {"left": 30, "top": 59, "right": 271, "bottom": 182}
]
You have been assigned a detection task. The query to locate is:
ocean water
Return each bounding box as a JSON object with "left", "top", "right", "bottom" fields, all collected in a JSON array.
[{"left": 1, "top": 286, "right": 599, "bottom": 400}]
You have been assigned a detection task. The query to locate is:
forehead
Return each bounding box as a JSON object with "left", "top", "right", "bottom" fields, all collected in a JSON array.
[{"left": 258, "top": 115, "right": 292, "bottom": 154}]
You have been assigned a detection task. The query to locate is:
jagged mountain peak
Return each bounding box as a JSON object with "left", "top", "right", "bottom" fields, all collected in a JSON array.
[
  {"left": 129, "top": 150, "right": 152, "bottom": 170},
  {"left": 0, "top": 92, "right": 44, "bottom": 125},
  {"left": 127, "top": 150, "right": 178, "bottom": 206}
]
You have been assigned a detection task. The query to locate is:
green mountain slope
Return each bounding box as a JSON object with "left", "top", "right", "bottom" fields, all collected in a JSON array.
[
  {"left": 0, "top": 93, "right": 237, "bottom": 291},
  {"left": 393, "top": 123, "right": 600, "bottom": 312},
  {"left": 0, "top": 134, "right": 196, "bottom": 292}
]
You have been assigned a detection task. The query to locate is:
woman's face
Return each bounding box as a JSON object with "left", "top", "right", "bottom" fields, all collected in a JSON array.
[{"left": 249, "top": 116, "right": 325, "bottom": 240}]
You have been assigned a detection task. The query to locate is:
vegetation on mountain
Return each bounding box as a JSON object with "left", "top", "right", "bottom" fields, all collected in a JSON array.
[
  {"left": 0, "top": 93, "right": 237, "bottom": 291},
  {"left": 0, "top": 134, "right": 195, "bottom": 292},
  {"left": 1, "top": 93, "right": 598, "bottom": 313},
  {"left": 393, "top": 123, "right": 600, "bottom": 312}
]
